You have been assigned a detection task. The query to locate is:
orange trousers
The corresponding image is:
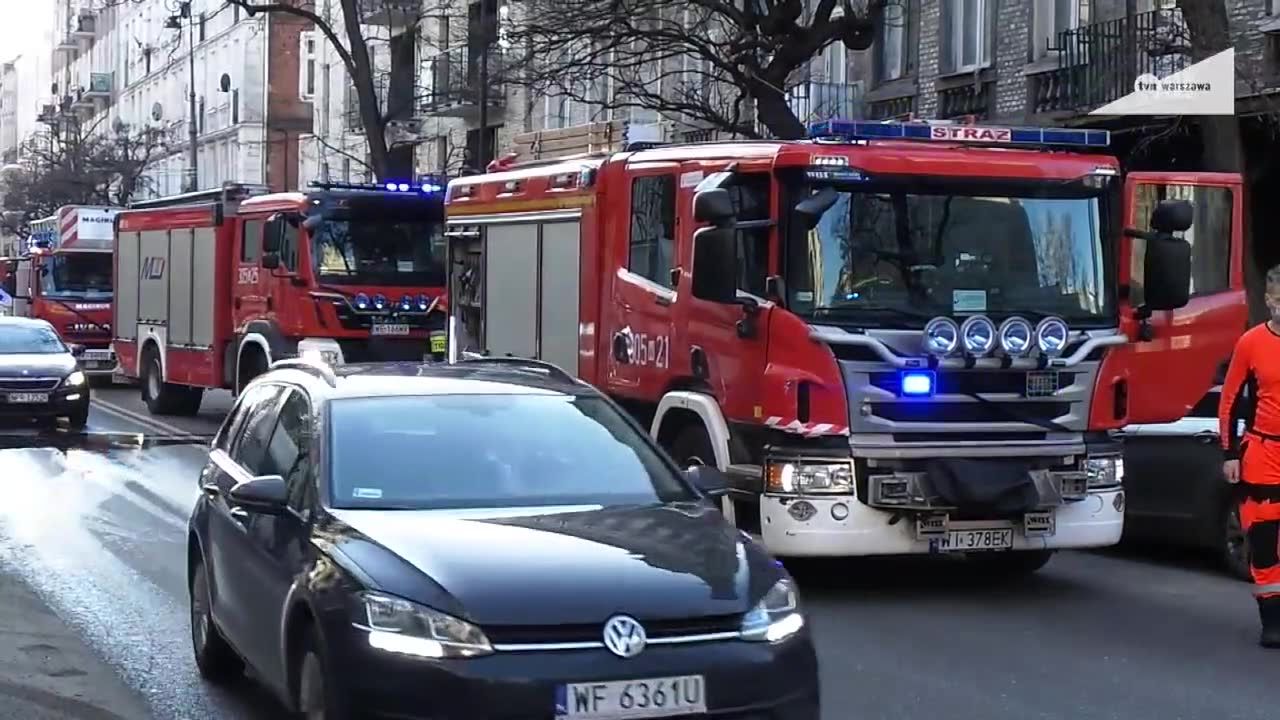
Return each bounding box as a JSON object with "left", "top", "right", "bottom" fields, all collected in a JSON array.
[{"left": 1241, "top": 438, "right": 1280, "bottom": 599}]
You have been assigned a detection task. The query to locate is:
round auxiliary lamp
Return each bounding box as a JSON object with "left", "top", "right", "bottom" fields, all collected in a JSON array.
[
  {"left": 922, "top": 316, "right": 960, "bottom": 357},
  {"left": 959, "top": 315, "right": 997, "bottom": 358},
  {"left": 997, "top": 316, "right": 1034, "bottom": 358}
]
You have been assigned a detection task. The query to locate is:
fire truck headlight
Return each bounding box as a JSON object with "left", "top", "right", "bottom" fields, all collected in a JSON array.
[
  {"left": 922, "top": 316, "right": 959, "bottom": 356},
  {"left": 765, "top": 460, "right": 855, "bottom": 496},
  {"left": 373, "top": 294, "right": 388, "bottom": 310},
  {"left": 354, "top": 293, "right": 371, "bottom": 310},
  {"left": 1035, "top": 317, "right": 1070, "bottom": 358},
  {"left": 998, "top": 316, "right": 1034, "bottom": 358},
  {"left": 417, "top": 294, "right": 431, "bottom": 311},
  {"left": 959, "top": 315, "right": 996, "bottom": 357},
  {"left": 1085, "top": 456, "right": 1123, "bottom": 489}
]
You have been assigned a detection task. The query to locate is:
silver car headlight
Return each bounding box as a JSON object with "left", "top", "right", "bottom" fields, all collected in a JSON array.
[
  {"left": 356, "top": 591, "right": 493, "bottom": 659},
  {"left": 997, "top": 317, "right": 1034, "bottom": 358},
  {"left": 765, "top": 461, "right": 854, "bottom": 495},
  {"left": 740, "top": 577, "right": 805, "bottom": 643},
  {"left": 1085, "top": 457, "right": 1123, "bottom": 489},
  {"left": 959, "top": 315, "right": 996, "bottom": 357},
  {"left": 923, "top": 316, "right": 960, "bottom": 356},
  {"left": 61, "top": 370, "right": 86, "bottom": 387}
]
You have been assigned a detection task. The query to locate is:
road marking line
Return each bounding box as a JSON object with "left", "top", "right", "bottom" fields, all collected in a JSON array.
[
  {"left": 91, "top": 401, "right": 184, "bottom": 439},
  {"left": 90, "top": 399, "right": 203, "bottom": 441}
]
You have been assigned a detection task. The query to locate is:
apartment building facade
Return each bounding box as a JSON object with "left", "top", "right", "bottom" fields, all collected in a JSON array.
[{"left": 41, "top": 0, "right": 312, "bottom": 199}]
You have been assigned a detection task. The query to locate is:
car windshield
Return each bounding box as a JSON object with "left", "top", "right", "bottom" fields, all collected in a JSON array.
[
  {"left": 328, "top": 394, "right": 697, "bottom": 510},
  {"left": 785, "top": 180, "right": 1114, "bottom": 327},
  {"left": 41, "top": 253, "right": 113, "bottom": 299},
  {"left": 0, "top": 325, "right": 65, "bottom": 354},
  {"left": 311, "top": 216, "right": 446, "bottom": 287}
]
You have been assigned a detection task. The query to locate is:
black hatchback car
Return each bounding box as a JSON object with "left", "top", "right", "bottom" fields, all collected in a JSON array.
[
  {"left": 0, "top": 316, "right": 90, "bottom": 430},
  {"left": 187, "top": 357, "right": 819, "bottom": 720}
]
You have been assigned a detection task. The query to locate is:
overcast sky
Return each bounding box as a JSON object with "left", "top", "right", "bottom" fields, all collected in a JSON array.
[{"left": 0, "top": 0, "right": 53, "bottom": 64}]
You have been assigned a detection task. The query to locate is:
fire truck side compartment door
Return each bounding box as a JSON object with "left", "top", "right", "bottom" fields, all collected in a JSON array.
[
  {"left": 1112, "top": 171, "right": 1246, "bottom": 426},
  {"left": 168, "top": 229, "right": 194, "bottom": 347},
  {"left": 539, "top": 221, "right": 582, "bottom": 376},
  {"left": 484, "top": 223, "right": 539, "bottom": 359},
  {"left": 115, "top": 231, "right": 139, "bottom": 343}
]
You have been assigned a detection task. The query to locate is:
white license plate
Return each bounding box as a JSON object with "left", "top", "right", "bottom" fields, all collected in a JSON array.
[
  {"left": 85, "top": 350, "right": 113, "bottom": 361},
  {"left": 556, "top": 675, "right": 705, "bottom": 719},
  {"left": 6, "top": 392, "right": 49, "bottom": 403},
  {"left": 936, "top": 528, "right": 1013, "bottom": 552},
  {"left": 371, "top": 323, "right": 410, "bottom": 336}
]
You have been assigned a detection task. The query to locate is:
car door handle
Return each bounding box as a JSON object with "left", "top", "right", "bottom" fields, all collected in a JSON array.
[{"left": 655, "top": 295, "right": 672, "bottom": 307}]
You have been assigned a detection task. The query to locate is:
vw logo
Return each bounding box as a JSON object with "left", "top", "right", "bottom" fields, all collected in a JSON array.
[{"left": 602, "top": 615, "right": 647, "bottom": 658}]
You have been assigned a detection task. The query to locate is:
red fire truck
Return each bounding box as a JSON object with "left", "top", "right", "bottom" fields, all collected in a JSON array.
[
  {"left": 444, "top": 119, "right": 1246, "bottom": 573},
  {"left": 113, "top": 181, "right": 450, "bottom": 416},
  {"left": 1, "top": 206, "right": 121, "bottom": 376}
]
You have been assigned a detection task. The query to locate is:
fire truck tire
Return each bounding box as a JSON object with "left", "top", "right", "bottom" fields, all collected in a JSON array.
[
  {"left": 142, "top": 351, "right": 187, "bottom": 416},
  {"left": 967, "top": 549, "right": 1054, "bottom": 577},
  {"left": 666, "top": 423, "right": 717, "bottom": 470},
  {"left": 236, "top": 347, "right": 269, "bottom": 395},
  {"left": 175, "top": 388, "right": 204, "bottom": 417}
]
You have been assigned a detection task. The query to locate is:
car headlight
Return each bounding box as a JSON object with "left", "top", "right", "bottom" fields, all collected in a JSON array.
[
  {"left": 740, "top": 577, "right": 805, "bottom": 643},
  {"left": 356, "top": 591, "right": 493, "bottom": 659},
  {"left": 62, "top": 371, "right": 86, "bottom": 387},
  {"left": 765, "top": 461, "right": 854, "bottom": 495},
  {"left": 1085, "top": 457, "right": 1123, "bottom": 489}
]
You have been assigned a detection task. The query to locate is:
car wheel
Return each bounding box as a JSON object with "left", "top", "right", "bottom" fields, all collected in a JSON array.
[
  {"left": 1221, "top": 503, "right": 1252, "bottom": 582},
  {"left": 297, "top": 631, "right": 351, "bottom": 720},
  {"left": 189, "top": 558, "right": 244, "bottom": 683},
  {"left": 66, "top": 406, "right": 88, "bottom": 432},
  {"left": 967, "top": 550, "right": 1055, "bottom": 577}
]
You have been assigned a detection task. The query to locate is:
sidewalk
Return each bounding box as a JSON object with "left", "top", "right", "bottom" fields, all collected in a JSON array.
[{"left": 0, "top": 571, "right": 152, "bottom": 719}]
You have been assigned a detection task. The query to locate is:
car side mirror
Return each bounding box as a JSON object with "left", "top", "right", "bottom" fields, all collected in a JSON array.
[
  {"left": 228, "top": 475, "right": 289, "bottom": 514},
  {"left": 261, "top": 252, "right": 281, "bottom": 270},
  {"left": 684, "top": 465, "right": 729, "bottom": 498},
  {"left": 690, "top": 227, "right": 739, "bottom": 304},
  {"left": 68, "top": 343, "right": 85, "bottom": 358}
]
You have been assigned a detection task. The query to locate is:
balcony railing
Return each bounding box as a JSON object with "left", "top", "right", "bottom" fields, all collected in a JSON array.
[
  {"left": 424, "top": 45, "right": 507, "bottom": 118},
  {"left": 786, "top": 81, "right": 864, "bottom": 125},
  {"left": 1030, "top": 8, "right": 1190, "bottom": 115},
  {"left": 358, "top": 0, "right": 420, "bottom": 27}
]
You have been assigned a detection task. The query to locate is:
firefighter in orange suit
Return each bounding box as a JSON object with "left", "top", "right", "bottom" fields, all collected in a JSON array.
[{"left": 1220, "top": 266, "right": 1280, "bottom": 648}]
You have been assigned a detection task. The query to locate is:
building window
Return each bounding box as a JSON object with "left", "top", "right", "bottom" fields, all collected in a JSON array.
[
  {"left": 628, "top": 175, "right": 676, "bottom": 288},
  {"left": 1032, "top": 0, "right": 1085, "bottom": 60},
  {"left": 300, "top": 32, "right": 317, "bottom": 99},
  {"left": 939, "top": 0, "right": 993, "bottom": 75},
  {"left": 1129, "top": 183, "right": 1233, "bottom": 304},
  {"left": 199, "top": 13, "right": 206, "bottom": 42},
  {"left": 877, "top": 0, "right": 910, "bottom": 82}
]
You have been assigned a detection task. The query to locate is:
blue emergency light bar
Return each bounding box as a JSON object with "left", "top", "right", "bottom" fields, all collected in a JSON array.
[
  {"left": 808, "top": 120, "right": 1110, "bottom": 149},
  {"left": 308, "top": 180, "right": 444, "bottom": 194}
]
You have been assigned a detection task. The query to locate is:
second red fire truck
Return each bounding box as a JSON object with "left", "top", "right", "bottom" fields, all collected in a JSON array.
[
  {"left": 112, "top": 181, "right": 450, "bottom": 416},
  {"left": 445, "top": 119, "right": 1246, "bottom": 574}
]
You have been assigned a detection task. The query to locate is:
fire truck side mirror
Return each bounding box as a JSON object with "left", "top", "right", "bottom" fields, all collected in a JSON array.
[
  {"left": 1141, "top": 236, "right": 1192, "bottom": 312},
  {"left": 691, "top": 227, "right": 739, "bottom": 304},
  {"left": 303, "top": 215, "right": 324, "bottom": 232},
  {"left": 693, "top": 188, "right": 736, "bottom": 228},
  {"left": 794, "top": 187, "right": 840, "bottom": 229},
  {"left": 1150, "top": 199, "right": 1194, "bottom": 234}
]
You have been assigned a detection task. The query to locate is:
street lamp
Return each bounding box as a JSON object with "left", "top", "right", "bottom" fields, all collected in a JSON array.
[{"left": 166, "top": 1, "right": 198, "bottom": 192}]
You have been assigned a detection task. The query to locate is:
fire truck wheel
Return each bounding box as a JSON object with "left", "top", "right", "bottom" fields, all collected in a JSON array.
[
  {"left": 967, "top": 549, "right": 1054, "bottom": 578},
  {"left": 666, "top": 422, "right": 717, "bottom": 469},
  {"left": 142, "top": 350, "right": 187, "bottom": 416}
]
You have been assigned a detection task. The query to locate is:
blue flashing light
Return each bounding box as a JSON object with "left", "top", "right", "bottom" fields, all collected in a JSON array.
[
  {"left": 309, "top": 181, "right": 442, "bottom": 195},
  {"left": 417, "top": 293, "right": 431, "bottom": 311},
  {"left": 900, "top": 371, "right": 935, "bottom": 397},
  {"left": 397, "top": 183, "right": 410, "bottom": 191},
  {"left": 354, "top": 292, "right": 371, "bottom": 310},
  {"left": 385, "top": 182, "right": 398, "bottom": 191},
  {"left": 808, "top": 120, "right": 1110, "bottom": 149},
  {"left": 373, "top": 293, "right": 387, "bottom": 310}
]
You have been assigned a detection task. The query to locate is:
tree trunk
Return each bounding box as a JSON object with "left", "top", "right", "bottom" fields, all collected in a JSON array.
[
  {"left": 1176, "top": 0, "right": 1264, "bottom": 323},
  {"left": 339, "top": 0, "right": 391, "bottom": 180},
  {"left": 754, "top": 85, "right": 806, "bottom": 140}
]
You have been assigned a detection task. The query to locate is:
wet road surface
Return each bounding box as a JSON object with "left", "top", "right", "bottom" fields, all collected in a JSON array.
[{"left": 0, "top": 384, "right": 1270, "bottom": 719}]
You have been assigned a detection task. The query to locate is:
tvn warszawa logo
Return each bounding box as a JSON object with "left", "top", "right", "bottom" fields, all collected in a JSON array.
[{"left": 1091, "top": 49, "right": 1235, "bottom": 116}]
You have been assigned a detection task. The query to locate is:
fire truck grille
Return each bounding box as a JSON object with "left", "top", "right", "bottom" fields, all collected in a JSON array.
[
  {"left": 868, "top": 370, "right": 1075, "bottom": 396},
  {"left": 336, "top": 338, "right": 432, "bottom": 363},
  {"left": 0, "top": 378, "right": 62, "bottom": 392}
]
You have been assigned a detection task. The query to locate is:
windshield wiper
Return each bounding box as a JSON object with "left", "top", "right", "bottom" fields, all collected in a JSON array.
[{"left": 812, "top": 305, "right": 937, "bottom": 322}]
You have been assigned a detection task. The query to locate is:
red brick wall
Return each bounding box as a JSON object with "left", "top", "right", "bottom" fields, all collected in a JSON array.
[{"left": 264, "top": 11, "right": 315, "bottom": 191}]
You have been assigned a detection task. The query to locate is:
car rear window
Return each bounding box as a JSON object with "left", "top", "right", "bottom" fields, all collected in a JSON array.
[{"left": 327, "top": 393, "right": 696, "bottom": 510}]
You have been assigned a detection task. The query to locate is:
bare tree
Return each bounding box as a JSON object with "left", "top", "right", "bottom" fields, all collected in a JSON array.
[
  {"left": 507, "top": 0, "right": 889, "bottom": 140},
  {"left": 0, "top": 116, "right": 167, "bottom": 238}
]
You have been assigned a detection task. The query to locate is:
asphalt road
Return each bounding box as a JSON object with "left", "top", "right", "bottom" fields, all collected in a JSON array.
[{"left": 0, "top": 384, "right": 1272, "bottom": 719}]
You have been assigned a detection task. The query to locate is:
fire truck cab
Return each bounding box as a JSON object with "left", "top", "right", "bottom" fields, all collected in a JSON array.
[
  {"left": 113, "top": 181, "right": 450, "bottom": 416},
  {"left": 445, "top": 119, "right": 1246, "bottom": 572},
  {"left": 4, "top": 207, "right": 120, "bottom": 376}
]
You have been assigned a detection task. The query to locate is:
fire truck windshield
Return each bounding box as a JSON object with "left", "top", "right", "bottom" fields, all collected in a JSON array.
[
  {"left": 39, "top": 253, "right": 113, "bottom": 299},
  {"left": 784, "top": 178, "right": 1115, "bottom": 328},
  {"left": 311, "top": 217, "right": 446, "bottom": 287}
]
